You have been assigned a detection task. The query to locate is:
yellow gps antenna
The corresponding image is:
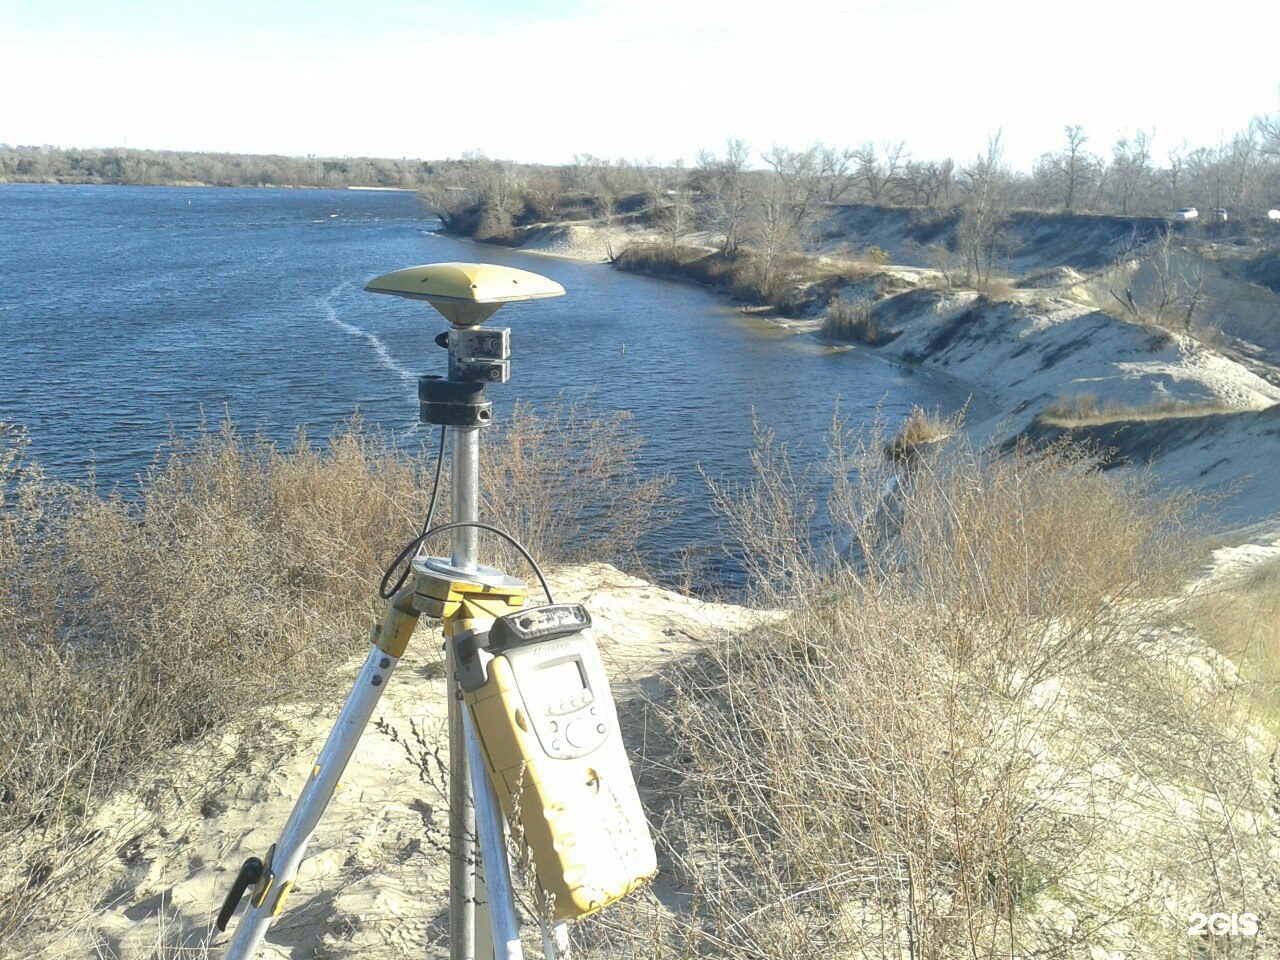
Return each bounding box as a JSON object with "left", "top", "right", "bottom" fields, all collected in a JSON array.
[{"left": 364, "top": 261, "right": 565, "bottom": 326}]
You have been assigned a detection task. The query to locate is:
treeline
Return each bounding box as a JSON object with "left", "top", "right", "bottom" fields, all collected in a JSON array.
[
  {"left": 426, "top": 111, "right": 1280, "bottom": 239},
  {"left": 423, "top": 106, "right": 1280, "bottom": 303},
  {"left": 0, "top": 145, "right": 436, "bottom": 189},
  {"left": 426, "top": 136, "right": 1053, "bottom": 300}
]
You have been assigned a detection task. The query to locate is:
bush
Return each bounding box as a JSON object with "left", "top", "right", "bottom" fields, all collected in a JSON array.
[
  {"left": 1038, "top": 394, "right": 1236, "bottom": 427},
  {"left": 820, "top": 297, "right": 894, "bottom": 345},
  {"left": 0, "top": 403, "right": 669, "bottom": 948},
  {"left": 575, "top": 417, "right": 1276, "bottom": 959},
  {"left": 885, "top": 405, "right": 954, "bottom": 462}
]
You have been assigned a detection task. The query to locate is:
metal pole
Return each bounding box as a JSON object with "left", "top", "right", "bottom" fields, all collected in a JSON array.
[
  {"left": 450, "top": 417, "right": 488, "bottom": 960},
  {"left": 452, "top": 425, "right": 480, "bottom": 572},
  {"left": 450, "top": 418, "right": 480, "bottom": 958}
]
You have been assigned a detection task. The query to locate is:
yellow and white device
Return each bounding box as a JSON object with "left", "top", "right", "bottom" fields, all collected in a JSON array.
[{"left": 456, "top": 603, "right": 657, "bottom": 919}]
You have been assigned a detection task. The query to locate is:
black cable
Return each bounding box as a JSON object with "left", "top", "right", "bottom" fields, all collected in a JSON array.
[
  {"left": 377, "top": 429, "right": 555, "bottom": 604},
  {"left": 379, "top": 521, "right": 555, "bottom": 606},
  {"left": 380, "top": 427, "right": 447, "bottom": 599},
  {"left": 414, "top": 521, "right": 555, "bottom": 605}
]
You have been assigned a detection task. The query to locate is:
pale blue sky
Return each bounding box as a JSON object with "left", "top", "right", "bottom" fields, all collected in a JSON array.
[{"left": 2, "top": 0, "right": 1277, "bottom": 170}]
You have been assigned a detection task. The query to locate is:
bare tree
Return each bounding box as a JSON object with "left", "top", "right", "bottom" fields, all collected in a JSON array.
[
  {"left": 817, "top": 144, "right": 856, "bottom": 203},
  {"left": 1108, "top": 131, "right": 1153, "bottom": 215},
  {"left": 454, "top": 151, "right": 523, "bottom": 235},
  {"left": 521, "top": 168, "right": 563, "bottom": 221},
  {"left": 1165, "top": 142, "right": 1186, "bottom": 211},
  {"left": 1047, "top": 125, "right": 1094, "bottom": 212},
  {"left": 746, "top": 147, "right": 823, "bottom": 297},
  {"left": 1254, "top": 104, "right": 1280, "bottom": 157},
  {"left": 1184, "top": 145, "right": 1224, "bottom": 211},
  {"left": 695, "top": 138, "right": 752, "bottom": 255},
  {"left": 649, "top": 162, "right": 696, "bottom": 248},
  {"left": 760, "top": 145, "right": 823, "bottom": 249},
  {"left": 1109, "top": 228, "right": 1207, "bottom": 332},
  {"left": 956, "top": 133, "right": 1011, "bottom": 285},
  {"left": 851, "top": 140, "right": 909, "bottom": 203},
  {"left": 1220, "top": 131, "right": 1261, "bottom": 211},
  {"left": 899, "top": 159, "right": 955, "bottom": 210}
]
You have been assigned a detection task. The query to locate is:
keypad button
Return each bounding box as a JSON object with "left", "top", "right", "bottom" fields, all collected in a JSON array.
[{"left": 564, "top": 720, "right": 588, "bottom": 748}]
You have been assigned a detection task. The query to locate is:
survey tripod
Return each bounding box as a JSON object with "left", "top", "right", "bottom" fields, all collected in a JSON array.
[{"left": 214, "top": 264, "right": 657, "bottom": 960}]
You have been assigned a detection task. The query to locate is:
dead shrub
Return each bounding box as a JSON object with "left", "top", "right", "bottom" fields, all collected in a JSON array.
[
  {"left": 0, "top": 401, "right": 667, "bottom": 949},
  {"left": 885, "top": 405, "right": 954, "bottom": 462},
  {"left": 479, "top": 398, "right": 674, "bottom": 578},
  {"left": 576, "top": 413, "right": 1277, "bottom": 960},
  {"left": 1038, "top": 394, "right": 1238, "bottom": 427}
]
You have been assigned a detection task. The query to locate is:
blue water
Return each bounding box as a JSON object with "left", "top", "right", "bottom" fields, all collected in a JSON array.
[{"left": 0, "top": 185, "right": 975, "bottom": 577}]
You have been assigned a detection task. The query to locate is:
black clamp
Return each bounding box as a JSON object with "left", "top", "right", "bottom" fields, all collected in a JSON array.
[
  {"left": 216, "top": 855, "right": 264, "bottom": 931},
  {"left": 419, "top": 376, "right": 492, "bottom": 428}
]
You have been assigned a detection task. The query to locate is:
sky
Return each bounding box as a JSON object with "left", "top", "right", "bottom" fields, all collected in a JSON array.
[{"left": 2, "top": 0, "right": 1278, "bottom": 171}]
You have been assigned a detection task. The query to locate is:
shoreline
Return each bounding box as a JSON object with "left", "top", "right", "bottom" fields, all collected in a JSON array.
[{"left": 450, "top": 218, "right": 1280, "bottom": 540}]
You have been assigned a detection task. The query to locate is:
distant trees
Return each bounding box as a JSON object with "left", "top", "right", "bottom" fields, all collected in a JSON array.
[
  {"left": 1107, "top": 131, "right": 1154, "bottom": 215},
  {"left": 648, "top": 162, "right": 696, "bottom": 248},
  {"left": 747, "top": 147, "right": 824, "bottom": 297},
  {"left": 851, "top": 140, "right": 909, "bottom": 204},
  {"left": 1037, "top": 125, "right": 1096, "bottom": 212},
  {"left": 0, "top": 145, "right": 433, "bottom": 189},
  {"left": 898, "top": 158, "right": 955, "bottom": 209},
  {"left": 13, "top": 94, "right": 1280, "bottom": 237}
]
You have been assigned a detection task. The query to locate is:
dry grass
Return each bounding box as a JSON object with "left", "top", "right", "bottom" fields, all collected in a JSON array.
[
  {"left": 614, "top": 241, "right": 881, "bottom": 316},
  {"left": 1186, "top": 557, "right": 1280, "bottom": 726},
  {"left": 480, "top": 398, "right": 673, "bottom": 579},
  {"left": 0, "top": 401, "right": 668, "bottom": 951},
  {"left": 5, "top": 403, "right": 1276, "bottom": 959},
  {"left": 885, "top": 406, "right": 955, "bottom": 463},
  {"left": 973, "top": 276, "right": 1017, "bottom": 301},
  {"left": 573, "top": 416, "right": 1277, "bottom": 959},
  {"left": 1037, "top": 393, "right": 1238, "bottom": 427},
  {"left": 820, "top": 297, "right": 893, "bottom": 346}
]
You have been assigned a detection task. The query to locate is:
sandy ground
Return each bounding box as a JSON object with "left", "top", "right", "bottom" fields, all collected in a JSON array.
[{"left": 56, "top": 565, "right": 764, "bottom": 960}]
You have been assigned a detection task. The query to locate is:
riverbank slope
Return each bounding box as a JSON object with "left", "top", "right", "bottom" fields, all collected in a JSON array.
[{"left": 474, "top": 214, "right": 1280, "bottom": 533}]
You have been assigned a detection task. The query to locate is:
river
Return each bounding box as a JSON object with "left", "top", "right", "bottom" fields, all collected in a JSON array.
[{"left": 0, "top": 184, "right": 977, "bottom": 580}]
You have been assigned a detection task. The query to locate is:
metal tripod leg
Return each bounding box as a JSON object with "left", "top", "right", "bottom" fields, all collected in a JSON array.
[
  {"left": 223, "top": 644, "right": 400, "bottom": 959},
  {"left": 466, "top": 709, "right": 525, "bottom": 959}
]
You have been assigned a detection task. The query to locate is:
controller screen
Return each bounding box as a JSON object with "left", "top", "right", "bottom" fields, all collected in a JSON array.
[{"left": 532, "top": 657, "right": 588, "bottom": 703}]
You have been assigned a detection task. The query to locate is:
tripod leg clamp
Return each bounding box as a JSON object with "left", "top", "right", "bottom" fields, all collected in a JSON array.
[{"left": 216, "top": 856, "right": 263, "bottom": 932}]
